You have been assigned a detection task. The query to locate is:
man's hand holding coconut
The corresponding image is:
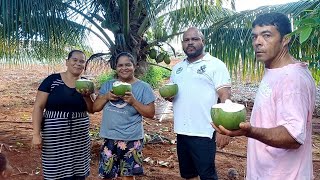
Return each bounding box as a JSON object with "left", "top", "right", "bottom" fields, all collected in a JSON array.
[
  {"left": 211, "top": 120, "right": 252, "bottom": 137},
  {"left": 158, "top": 83, "right": 178, "bottom": 101},
  {"left": 166, "top": 27, "right": 232, "bottom": 180},
  {"left": 210, "top": 99, "right": 250, "bottom": 137}
]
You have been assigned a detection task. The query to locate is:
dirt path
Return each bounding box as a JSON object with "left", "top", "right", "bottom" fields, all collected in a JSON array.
[{"left": 1, "top": 64, "right": 320, "bottom": 180}]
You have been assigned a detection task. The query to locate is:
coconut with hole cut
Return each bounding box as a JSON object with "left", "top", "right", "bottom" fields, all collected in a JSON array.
[
  {"left": 112, "top": 81, "right": 132, "bottom": 96},
  {"left": 211, "top": 99, "right": 246, "bottom": 130},
  {"left": 159, "top": 83, "right": 178, "bottom": 98},
  {"left": 75, "top": 79, "right": 94, "bottom": 94}
]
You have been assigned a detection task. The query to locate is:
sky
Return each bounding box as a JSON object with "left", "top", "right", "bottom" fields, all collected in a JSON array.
[
  {"left": 236, "top": 0, "right": 300, "bottom": 11},
  {"left": 89, "top": 0, "right": 300, "bottom": 53}
]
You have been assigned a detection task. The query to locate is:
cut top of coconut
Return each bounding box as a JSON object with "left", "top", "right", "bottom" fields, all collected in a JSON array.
[
  {"left": 212, "top": 99, "right": 245, "bottom": 113},
  {"left": 113, "top": 81, "right": 131, "bottom": 87},
  {"left": 77, "top": 79, "right": 91, "bottom": 82},
  {"left": 165, "top": 82, "right": 177, "bottom": 86}
]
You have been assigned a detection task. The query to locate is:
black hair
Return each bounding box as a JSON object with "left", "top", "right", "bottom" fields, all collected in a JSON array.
[
  {"left": 252, "top": 12, "right": 292, "bottom": 38},
  {"left": 67, "top": 50, "right": 85, "bottom": 60},
  {"left": 115, "top": 52, "right": 136, "bottom": 66}
]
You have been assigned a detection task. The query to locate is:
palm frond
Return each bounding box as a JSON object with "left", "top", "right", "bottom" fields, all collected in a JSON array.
[
  {"left": 0, "top": 0, "right": 90, "bottom": 64},
  {"left": 204, "top": 0, "right": 320, "bottom": 82}
]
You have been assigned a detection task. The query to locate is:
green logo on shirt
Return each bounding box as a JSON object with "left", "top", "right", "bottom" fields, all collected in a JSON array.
[
  {"left": 176, "top": 67, "right": 183, "bottom": 74},
  {"left": 197, "top": 65, "right": 206, "bottom": 74}
]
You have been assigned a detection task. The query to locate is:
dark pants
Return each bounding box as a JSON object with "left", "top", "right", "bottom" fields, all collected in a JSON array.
[{"left": 177, "top": 133, "right": 218, "bottom": 180}]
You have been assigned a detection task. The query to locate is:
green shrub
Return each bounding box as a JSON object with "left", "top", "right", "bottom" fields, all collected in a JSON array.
[
  {"left": 94, "top": 71, "right": 116, "bottom": 89},
  {"left": 140, "top": 66, "right": 171, "bottom": 88}
]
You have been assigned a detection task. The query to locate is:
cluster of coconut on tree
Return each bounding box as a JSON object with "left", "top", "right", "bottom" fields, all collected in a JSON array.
[{"left": 148, "top": 49, "right": 171, "bottom": 65}]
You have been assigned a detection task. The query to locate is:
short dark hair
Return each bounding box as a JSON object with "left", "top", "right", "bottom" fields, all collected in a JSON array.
[
  {"left": 252, "top": 12, "right": 292, "bottom": 37},
  {"left": 67, "top": 50, "right": 85, "bottom": 60},
  {"left": 115, "top": 52, "right": 136, "bottom": 66}
]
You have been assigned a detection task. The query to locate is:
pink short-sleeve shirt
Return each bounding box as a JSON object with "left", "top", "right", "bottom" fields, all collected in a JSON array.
[{"left": 246, "top": 63, "right": 316, "bottom": 180}]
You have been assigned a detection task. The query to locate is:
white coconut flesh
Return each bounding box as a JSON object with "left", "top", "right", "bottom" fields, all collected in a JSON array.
[
  {"left": 212, "top": 99, "right": 245, "bottom": 112},
  {"left": 113, "top": 81, "right": 131, "bottom": 87},
  {"left": 77, "top": 79, "right": 91, "bottom": 82},
  {"left": 165, "top": 83, "right": 176, "bottom": 86}
]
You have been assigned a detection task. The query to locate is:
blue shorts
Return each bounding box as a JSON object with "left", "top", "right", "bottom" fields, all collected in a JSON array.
[
  {"left": 98, "top": 139, "right": 144, "bottom": 179},
  {"left": 177, "top": 133, "right": 218, "bottom": 180}
]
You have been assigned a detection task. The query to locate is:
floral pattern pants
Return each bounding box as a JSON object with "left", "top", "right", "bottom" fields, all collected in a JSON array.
[{"left": 98, "top": 139, "right": 144, "bottom": 179}]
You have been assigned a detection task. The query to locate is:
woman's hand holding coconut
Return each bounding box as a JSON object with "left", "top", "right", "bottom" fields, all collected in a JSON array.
[
  {"left": 31, "top": 50, "right": 94, "bottom": 179},
  {"left": 106, "top": 90, "right": 119, "bottom": 101},
  {"left": 75, "top": 78, "right": 96, "bottom": 101},
  {"left": 92, "top": 52, "right": 156, "bottom": 179},
  {"left": 121, "top": 91, "right": 136, "bottom": 105},
  {"left": 76, "top": 88, "right": 93, "bottom": 97}
]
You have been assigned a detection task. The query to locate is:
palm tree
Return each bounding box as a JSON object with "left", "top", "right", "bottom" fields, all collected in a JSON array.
[
  {"left": 0, "top": 0, "right": 319, "bottom": 82},
  {"left": 0, "top": 0, "right": 235, "bottom": 71},
  {"left": 70, "top": 0, "right": 236, "bottom": 74}
]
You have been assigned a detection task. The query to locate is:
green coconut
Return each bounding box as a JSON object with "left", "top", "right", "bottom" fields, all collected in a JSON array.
[
  {"left": 164, "top": 55, "right": 171, "bottom": 65},
  {"left": 112, "top": 81, "right": 132, "bottom": 96},
  {"left": 75, "top": 79, "right": 94, "bottom": 94},
  {"left": 159, "top": 83, "right": 178, "bottom": 98},
  {"left": 149, "top": 49, "right": 157, "bottom": 59},
  {"left": 211, "top": 99, "right": 246, "bottom": 130},
  {"left": 156, "top": 53, "right": 165, "bottom": 63}
]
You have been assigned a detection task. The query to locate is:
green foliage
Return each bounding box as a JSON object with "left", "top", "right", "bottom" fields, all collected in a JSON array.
[
  {"left": 94, "top": 71, "right": 116, "bottom": 89},
  {"left": 292, "top": 9, "right": 320, "bottom": 44},
  {"left": 140, "top": 66, "right": 171, "bottom": 88},
  {"left": 94, "top": 66, "right": 170, "bottom": 89},
  {"left": 290, "top": 8, "right": 320, "bottom": 84}
]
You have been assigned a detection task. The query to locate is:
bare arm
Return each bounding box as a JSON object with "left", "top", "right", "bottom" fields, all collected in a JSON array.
[
  {"left": 92, "top": 91, "right": 119, "bottom": 112},
  {"left": 92, "top": 94, "right": 108, "bottom": 112},
  {"left": 76, "top": 89, "right": 95, "bottom": 113},
  {"left": 213, "top": 86, "right": 301, "bottom": 149},
  {"left": 247, "top": 125, "right": 301, "bottom": 149},
  {"left": 123, "top": 92, "right": 155, "bottom": 118},
  {"left": 217, "top": 87, "right": 231, "bottom": 103},
  {"left": 32, "top": 91, "right": 48, "bottom": 135},
  {"left": 215, "top": 87, "right": 231, "bottom": 148},
  {"left": 83, "top": 96, "right": 94, "bottom": 113},
  {"left": 131, "top": 101, "right": 155, "bottom": 118},
  {"left": 212, "top": 122, "right": 301, "bottom": 149},
  {"left": 32, "top": 91, "right": 48, "bottom": 149}
]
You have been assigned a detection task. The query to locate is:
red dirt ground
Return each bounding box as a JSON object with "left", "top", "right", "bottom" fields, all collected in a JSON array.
[{"left": 1, "top": 64, "right": 320, "bottom": 180}]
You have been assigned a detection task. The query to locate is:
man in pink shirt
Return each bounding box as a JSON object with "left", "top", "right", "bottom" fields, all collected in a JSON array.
[{"left": 213, "top": 12, "right": 316, "bottom": 180}]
